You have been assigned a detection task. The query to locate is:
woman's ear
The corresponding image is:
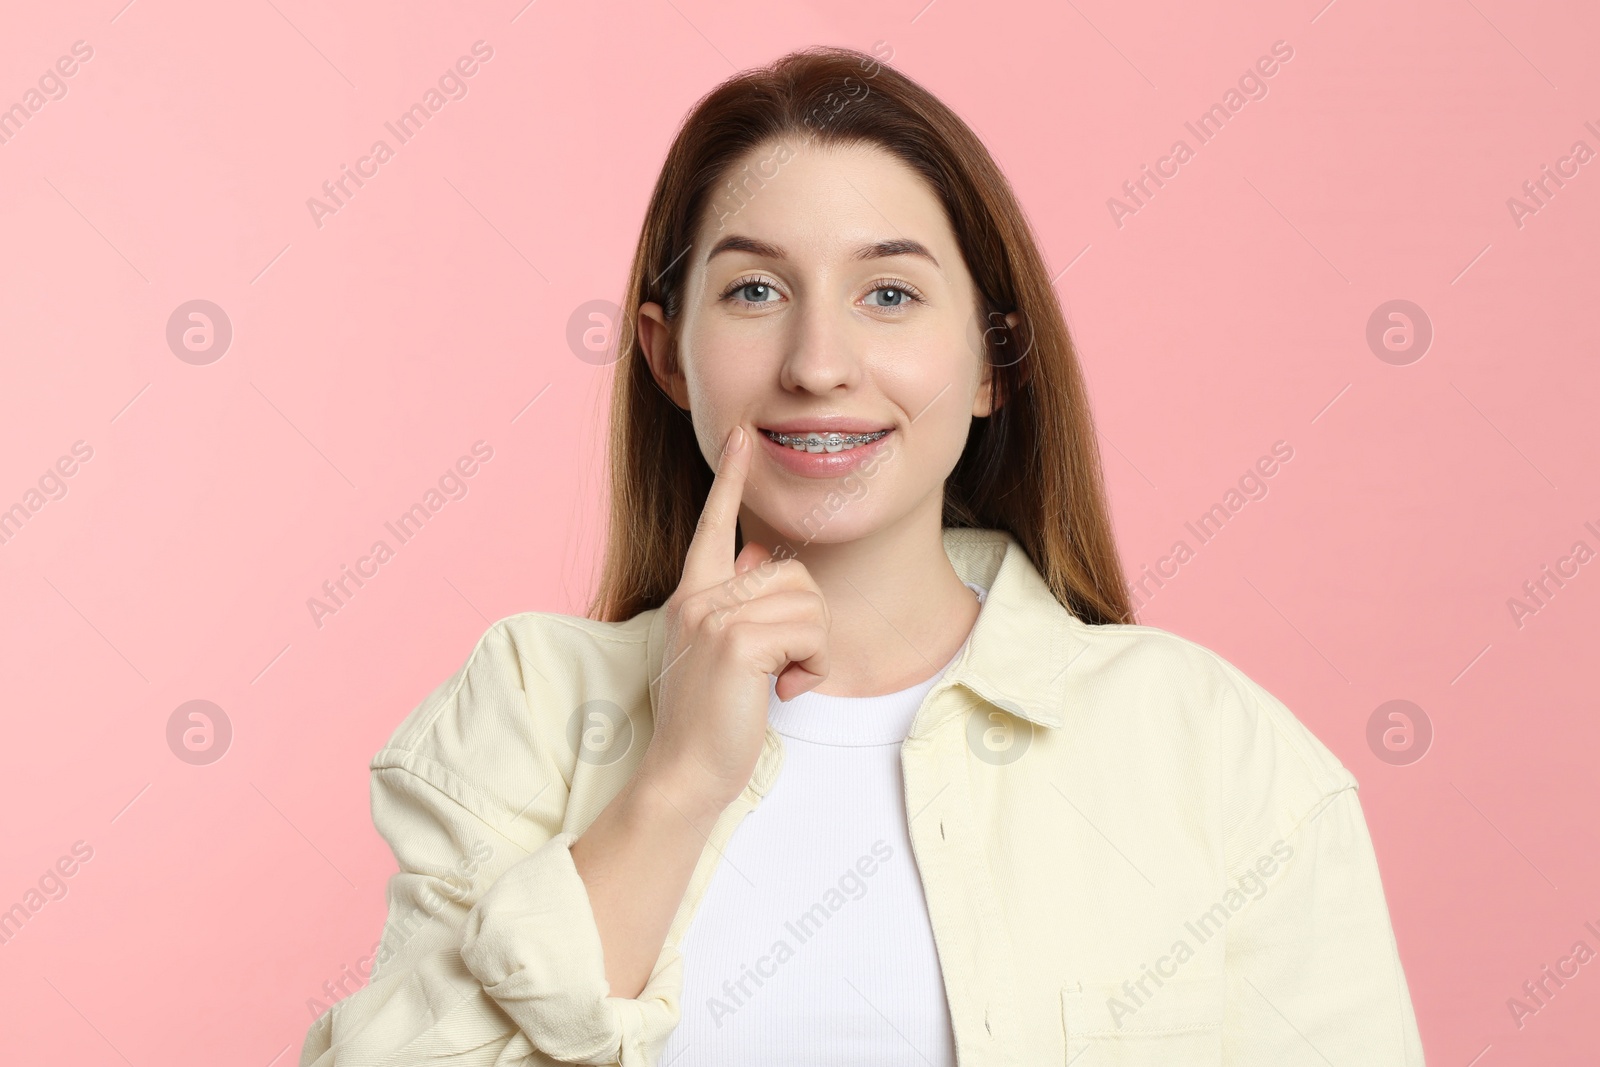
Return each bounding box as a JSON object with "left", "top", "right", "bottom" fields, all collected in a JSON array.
[
  {"left": 638, "top": 301, "right": 689, "bottom": 409},
  {"left": 973, "top": 362, "right": 999, "bottom": 418},
  {"left": 972, "top": 311, "right": 1021, "bottom": 418}
]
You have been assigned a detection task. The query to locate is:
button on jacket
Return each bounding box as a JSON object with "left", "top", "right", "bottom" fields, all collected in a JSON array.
[{"left": 298, "top": 526, "right": 1426, "bottom": 1066}]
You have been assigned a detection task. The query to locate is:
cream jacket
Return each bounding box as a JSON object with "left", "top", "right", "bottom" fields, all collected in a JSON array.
[{"left": 299, "top": 527, "right": 1425, "bottom": 1066}]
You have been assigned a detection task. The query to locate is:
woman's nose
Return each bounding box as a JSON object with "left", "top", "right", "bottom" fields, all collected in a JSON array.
[{"left": 778, "top": 300, "right": 863, "bottom": 394}]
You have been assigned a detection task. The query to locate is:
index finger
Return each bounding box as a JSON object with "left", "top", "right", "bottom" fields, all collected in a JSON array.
[{"left": 681, "top": 424, "right": 752, "bottom": 594}]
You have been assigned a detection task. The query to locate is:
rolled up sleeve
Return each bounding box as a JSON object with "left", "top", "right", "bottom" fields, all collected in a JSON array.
[
  {"left": 458, "top": 829, "right": 683, "bottom": 1064},
  {"left": 298, "top": 763, "right": 683, "bottom": 1067},
  {"left": 297, "top": 616, "right": 683, "bottom": 1066}
]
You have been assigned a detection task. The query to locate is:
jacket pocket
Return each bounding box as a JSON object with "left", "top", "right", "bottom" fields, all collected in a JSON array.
[{"left": 1061, "top": 973, "right": 1224, "bottom": 1065}]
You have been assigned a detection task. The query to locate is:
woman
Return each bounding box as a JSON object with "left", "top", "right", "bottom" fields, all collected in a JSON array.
[{"left": 300, "top": 45, "right": 1425, "bottom": 1066}]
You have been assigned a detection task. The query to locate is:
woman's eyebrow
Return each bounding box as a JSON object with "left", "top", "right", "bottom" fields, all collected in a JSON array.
[{"left": 706, "top": 234, "right": 940, "bottom": 269}]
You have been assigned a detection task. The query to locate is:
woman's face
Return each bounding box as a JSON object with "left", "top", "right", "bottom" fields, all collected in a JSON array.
[{"left": 639, "top": 138, "right": 1009, "bottom": 547}]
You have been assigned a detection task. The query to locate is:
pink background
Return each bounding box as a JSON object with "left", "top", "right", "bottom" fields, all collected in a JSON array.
[{"left": 2, "top": 0, "right": 1596, "bottom": 1062}]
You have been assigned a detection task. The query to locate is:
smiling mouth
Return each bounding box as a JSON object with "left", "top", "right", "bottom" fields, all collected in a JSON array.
[{"left": 759, "top": 429, "right": 891, "bottom": 453}]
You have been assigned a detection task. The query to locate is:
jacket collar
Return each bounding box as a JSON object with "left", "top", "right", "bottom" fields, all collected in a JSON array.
[{"left": 645, "top": 527, "right": 1088, "bottom": 733}]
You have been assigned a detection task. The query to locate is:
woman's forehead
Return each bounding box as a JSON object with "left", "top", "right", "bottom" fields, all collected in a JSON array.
[{"left": 695, "top": 140, "right": 956, "bottom": 261}]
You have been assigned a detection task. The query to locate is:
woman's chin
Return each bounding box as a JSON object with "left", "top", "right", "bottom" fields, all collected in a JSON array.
[{"left": 746, "top": 504, "right": 885, "bottom": 549}]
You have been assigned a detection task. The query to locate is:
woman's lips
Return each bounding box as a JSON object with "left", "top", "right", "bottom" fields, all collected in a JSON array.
[{"left": 756, "top": 428, "right": 894, "bottom": 478}]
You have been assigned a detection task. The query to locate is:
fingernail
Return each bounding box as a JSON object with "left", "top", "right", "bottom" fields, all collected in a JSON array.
[{"left": 724, "top": 426, "right": 745, "bottom": 455}]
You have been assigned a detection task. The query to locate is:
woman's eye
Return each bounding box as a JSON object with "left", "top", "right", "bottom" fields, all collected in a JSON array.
[
  {"left": 728, "top": 281, "right": 780, "bottom": 304},
  {"left": 865, "top": 285, "right": 920, "bottom": 309}
]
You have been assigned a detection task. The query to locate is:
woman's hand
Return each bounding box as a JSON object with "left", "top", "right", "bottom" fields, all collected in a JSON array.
[{"left": 636, "top": 425, "right": 832, "bottom": 817}]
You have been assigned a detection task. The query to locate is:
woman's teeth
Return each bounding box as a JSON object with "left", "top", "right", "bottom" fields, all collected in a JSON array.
[{"left": 762, "top": 429, "right": 889, "bottom": 453}]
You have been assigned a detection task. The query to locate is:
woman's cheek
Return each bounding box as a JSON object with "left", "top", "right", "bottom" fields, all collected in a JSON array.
[{"left": 683, "top": 357, "right": 745, "bottom": 446}]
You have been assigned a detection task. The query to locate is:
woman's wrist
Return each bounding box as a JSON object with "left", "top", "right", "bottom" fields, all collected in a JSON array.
[{"left": 629, "top": 759, "right": 732, "bottom": 831}]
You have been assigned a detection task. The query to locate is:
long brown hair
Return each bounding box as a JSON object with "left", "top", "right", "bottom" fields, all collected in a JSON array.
[{"left": 586, "top": 44, "right": 1134, "bottom": 627}]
